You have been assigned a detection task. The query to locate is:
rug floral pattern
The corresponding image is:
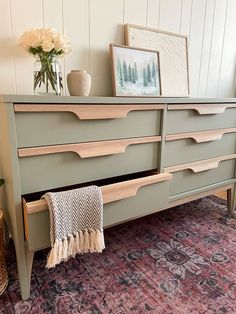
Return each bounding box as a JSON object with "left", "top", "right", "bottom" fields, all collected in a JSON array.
[{"left": 1, "top": 196, "right": 236, "bottom": 313}]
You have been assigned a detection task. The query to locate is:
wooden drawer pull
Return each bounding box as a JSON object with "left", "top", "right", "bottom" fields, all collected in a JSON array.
[
  {"left": 166, "top": 128, "right": 236, "bottom": 143},
  {"left": 18, "top": 136, "right": 161, "bottom": 158},
  {"left": 164, "top": 154, "right": 236, "bottom": 173},
  {"left": 14, "top": 104, "right": 164, "bottom": 120},
  {"left": 102, "top": 173, "right": 172, "bottom": 203},
  {"left": 25, "top": 173, "right": 173, "bottom": 214},
  {"left": 189, "top": 160, "right": 220, "bottom": 173},
  {"left": 168, "top": 104, "right": 236, "bottom": 115}
]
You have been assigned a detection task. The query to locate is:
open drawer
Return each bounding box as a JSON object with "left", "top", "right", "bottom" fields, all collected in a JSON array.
[
  {"left": 23, "top": 172, "right": 172, "bottom": 251},
  {"left": 164, "top": 154, "right": 236, "bottom": 196}
]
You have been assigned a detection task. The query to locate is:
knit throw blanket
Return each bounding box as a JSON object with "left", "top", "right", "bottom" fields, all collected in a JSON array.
[{"left": 42, "top": 185, "right": 105, "bottom": 268}]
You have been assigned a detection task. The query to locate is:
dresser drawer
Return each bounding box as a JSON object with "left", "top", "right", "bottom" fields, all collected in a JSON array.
[
  {"left": 23, "top": 172, "right": 172, "bottom": 251},
  {"left": 164, "top": 155, "right": 236, "bottom": 196},
  {"left": 14, "top": 104, "right": 163, "bottom": 147},
  {"left": 167, "top": 104, "right": 236, "bottom": 134},
  {"left": 18, "top": 137, "right": 161, "bottom": 194},
  {"left": 165, "top": 129, "right": 236, "bottom": 166}
]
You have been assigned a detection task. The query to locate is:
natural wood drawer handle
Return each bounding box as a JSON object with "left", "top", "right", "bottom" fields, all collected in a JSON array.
[
  {"left": 189, "top": 161, "right": 220, "bottom": 173},
  {"left": 166, "top": 128, "right": 236, "bottom": 143},
  {"left": 18, "top": 136, "right": 161, "bottom": 158},
  {"left": 164, "top": 154, "right": 236, "bottom": 174},
  {"left": 25, "top": 173, "right": 173, "bottom": 214},
  {"left": 168, "top": 104, "right": 236, "bottom": 115},
  {"left": 102, "top": 173, "right": 172, "bottom": 203},
  {"left": 14, "top": 104, "right": 164, "bottom": 120}
]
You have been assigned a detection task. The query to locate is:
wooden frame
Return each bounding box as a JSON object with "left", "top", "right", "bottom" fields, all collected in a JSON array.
[
  {"left": 125, "top": 24, "right": 189, "bottom": 97},
  {"left": 109, "top": 44, "right": 161, "bottom": 97}
]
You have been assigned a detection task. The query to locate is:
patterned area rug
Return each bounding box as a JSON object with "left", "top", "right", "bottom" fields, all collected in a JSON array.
[{"left": 1, "top": 196, "right": 236, "bottom": 314}]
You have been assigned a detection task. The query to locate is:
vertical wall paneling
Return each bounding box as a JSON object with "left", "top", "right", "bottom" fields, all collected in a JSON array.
[
  {"left": 147, "top": 0, "right": 160, "bottom": 29},
  {"left": 0, "top": 0, "right": 15, "bottom": 94},
  {"left": 124, "top": 0, "right": 148, "bottom": 25},
  {"left": 180, "top": 0, "right": 192, "bottom": 36},
  {"left": 159, "top": 0, "right": 182, "bottom": 33},
  {"left": 197, "top": 0, "right": 215, "bottom": 96},
  {"left": 10, "top": 0, "right": 43, "bottom": 94},
  {"left": 43, "top": 0, "right": 63, "bottom": 30},
  {"left": 217, "top": 0, "right": 236, "bottom": 97},
  {"left": 188, "top": 0, "right": 206, "bottom": 96},
  {"left": 42, "top": 0, "right": 65, "bottom": 94},
  {"left": 0, "top": 0, "right": 235, "bottom": 97},
  {"left": 206, "top": 0, "right": 227, "bottom": 96},
  {"left": 90, "top": 0, "right": 124, "bottom": 96},
  {"left": 63, "top": 0, "right": 90, "bottom": 96}
]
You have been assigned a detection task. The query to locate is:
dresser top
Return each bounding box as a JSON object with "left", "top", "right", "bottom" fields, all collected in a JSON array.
[{"left": 0, "top": 94, "right": 236, "bottom": 104}]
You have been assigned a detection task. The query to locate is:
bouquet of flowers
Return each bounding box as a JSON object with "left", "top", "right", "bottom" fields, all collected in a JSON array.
[{"left": 19, "top": 28, "right": 71, "bottom": 95}]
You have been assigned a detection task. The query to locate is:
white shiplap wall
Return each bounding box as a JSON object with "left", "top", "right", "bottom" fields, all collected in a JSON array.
[{"left": 0, "top": 0, "right": 235, "bottom": 97}]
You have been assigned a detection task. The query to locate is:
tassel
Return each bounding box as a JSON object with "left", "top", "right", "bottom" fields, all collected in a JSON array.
[
  {"left": 79, "top": 230, "right": 84, "bottom": 253},
  {"left": 94, "top": 229, "right": 101, "bottom": 252},
  {"left": 46, "top": 249, "right": 54, "bottom": 268},
  {"left": 62, "top": 237, "right": 68, "bottom": 260},
  {"left": 101, "top": 230, "right": 105, "bottom": 250},
  {"left": 89, "top": 229, "right": 96, "bottom": 253},
  {"left": 57, "top": 239, "right": 63, "bottom": 262},
  {"left": 46, "top": 240, "right": 59, "bottom": 268},
  {"left": 84, "top": 229, "right": 89, "bottom": 253},
  {"left": 68, "top": 234, "right": 74, "bottom": 257},
  {"left": 73, "top": 232, "right": 80, "bottom": 257},
  {"left": 95, "top": 229, "right": 105, "bottom": 252}
]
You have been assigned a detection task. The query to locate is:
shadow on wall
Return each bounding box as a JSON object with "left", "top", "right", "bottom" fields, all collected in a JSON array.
[
  {"left": 0, "top": 38, "right": 29, "bottom": 61},
  {"left": 84, "top": 23, "right": 124, "bottom": 96},
  {"left": 89, "top": 48, "right": 113, "bottom": 96}
]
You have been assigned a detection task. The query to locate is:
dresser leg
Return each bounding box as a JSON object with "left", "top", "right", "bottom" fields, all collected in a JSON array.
[
  {"left": 227, "top": 185, "right": 236, "bottom": 218},
  {"left": 15, "top": 245, "right": 34, "bottom": 300}
]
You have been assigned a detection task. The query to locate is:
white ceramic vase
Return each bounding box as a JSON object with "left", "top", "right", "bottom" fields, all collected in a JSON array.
[{"left": 67, "top": 70, "right": 91, "bottom": 96}]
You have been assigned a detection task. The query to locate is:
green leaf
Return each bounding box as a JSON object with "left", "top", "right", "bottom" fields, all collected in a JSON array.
[{"left": 0, "top": 179, "right": 4, "bottom": 187}]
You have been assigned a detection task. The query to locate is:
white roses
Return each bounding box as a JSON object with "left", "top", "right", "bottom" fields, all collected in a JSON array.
[
  {"left": 19, "top": 27, "right": 71, "bottom": 96},
  {"left": 19, "top": 27, "right": 71, "bottom": 55}
]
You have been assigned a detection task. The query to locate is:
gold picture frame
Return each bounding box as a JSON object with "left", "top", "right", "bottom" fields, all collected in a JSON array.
[{"left": 125, "top": 24, "right": 190, "bottom": 97}]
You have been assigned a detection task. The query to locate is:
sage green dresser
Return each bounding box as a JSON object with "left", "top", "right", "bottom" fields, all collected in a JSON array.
[{"left": 0, "top": 95, "right": 235, "bottom": 300}]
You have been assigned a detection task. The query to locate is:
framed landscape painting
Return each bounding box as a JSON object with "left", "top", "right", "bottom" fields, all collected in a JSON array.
[{"left": 110, "top": 44, "right": 161, "bottom": 97}]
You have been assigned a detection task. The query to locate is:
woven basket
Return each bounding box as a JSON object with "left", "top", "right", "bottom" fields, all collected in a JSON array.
[{"left": 0, "top": 210, "right": 8, "bottom": 295}]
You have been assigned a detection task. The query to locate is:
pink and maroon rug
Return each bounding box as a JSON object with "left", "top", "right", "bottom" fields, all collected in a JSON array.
[{"left": 1, "top": 196, "right": 236, "bottom": 313}]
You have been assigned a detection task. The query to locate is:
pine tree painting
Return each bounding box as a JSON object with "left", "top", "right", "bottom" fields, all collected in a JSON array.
[{"left": 112, "top": 45, "right": 160, "bottom": 96}]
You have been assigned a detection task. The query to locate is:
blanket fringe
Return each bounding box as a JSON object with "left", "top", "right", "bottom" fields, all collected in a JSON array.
[{"left": 46, "top": 229, "right": 105, "bottom": 268}]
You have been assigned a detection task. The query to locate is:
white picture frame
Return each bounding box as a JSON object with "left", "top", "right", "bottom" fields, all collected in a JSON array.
[{"left": 125, "top": 24, "right": 190, "bottom": 97}]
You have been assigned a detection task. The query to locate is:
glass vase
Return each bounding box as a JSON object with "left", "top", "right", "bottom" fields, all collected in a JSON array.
[{"left": 34, "top": 55, "right": 63, "bottom": 96}]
